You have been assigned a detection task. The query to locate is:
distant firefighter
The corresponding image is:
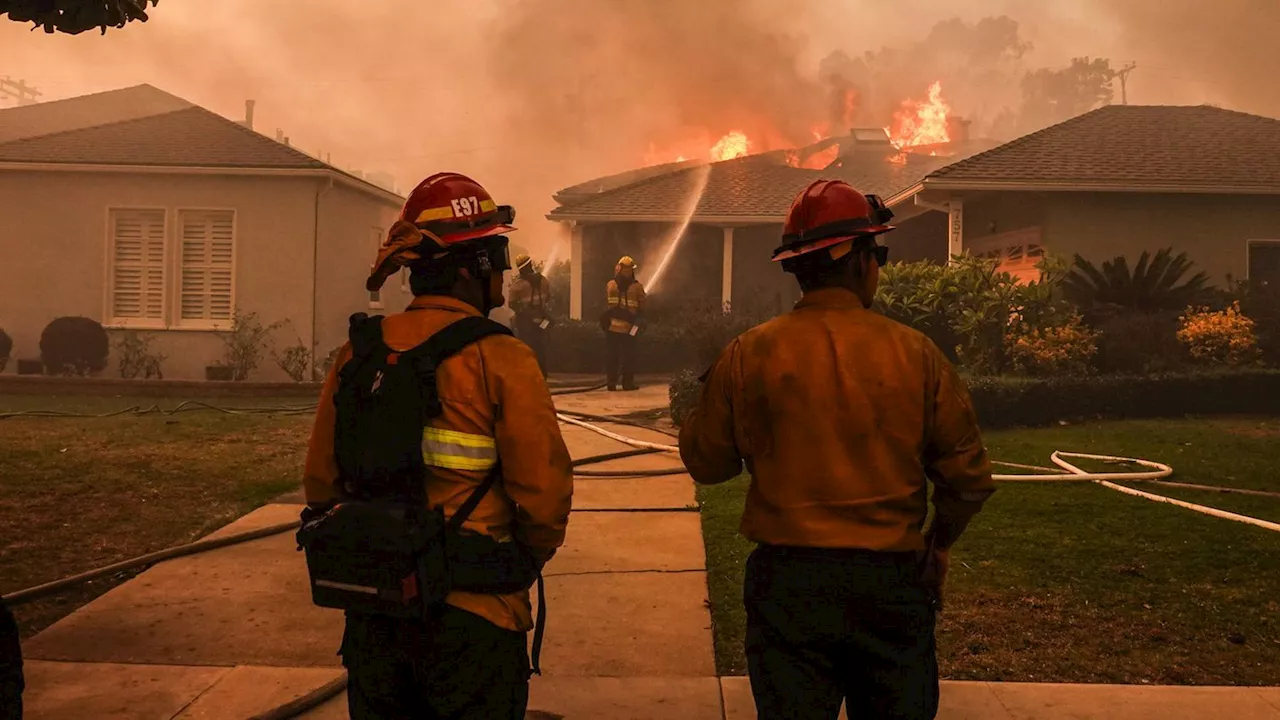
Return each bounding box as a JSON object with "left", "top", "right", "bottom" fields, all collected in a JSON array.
[
  {"left": 601, "top": 255, "right": 646, "bottom": 391},
  {"left": 508, "top": 254, "right": 553, "bottom": 377}
]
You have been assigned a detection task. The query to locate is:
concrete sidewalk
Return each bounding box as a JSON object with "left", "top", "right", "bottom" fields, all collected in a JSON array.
[{"left": 16, "top": 383, "right": 1280, "bottom": 719}]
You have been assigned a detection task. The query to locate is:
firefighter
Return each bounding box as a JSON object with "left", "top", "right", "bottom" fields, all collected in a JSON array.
[
  {"left": 0, "top": 596, "right": 22, "bottom": 720},
  {"left": 677, "top": 180, "right": 996, "bottom": 720},
  {"left": 508, "top": 253, "right": 552, "bottom": 377},
  {"left": 602, "top": 255, "right": 646, "bottom": 391},
  {"left": 302, "top": 172, "right": 574, "bottom": 719}
]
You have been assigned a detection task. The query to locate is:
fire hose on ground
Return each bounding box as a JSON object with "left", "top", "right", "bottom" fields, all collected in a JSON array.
[{"left": 4, "top": 389, "right": 1278, "bottom": 718}]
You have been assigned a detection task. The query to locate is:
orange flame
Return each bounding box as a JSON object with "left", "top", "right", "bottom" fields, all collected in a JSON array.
[
  {"left": 802, "top": 145, "right": 840, "bottom": 170},
  {"left": 888, "top": 81, "right": 951, "bottom": 149},
  {"left": 710, "top": 130, "right": 751, "bottom": 161}
]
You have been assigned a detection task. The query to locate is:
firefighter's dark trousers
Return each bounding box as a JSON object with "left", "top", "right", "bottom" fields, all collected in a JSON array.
[
  {"left": 605, "top": 330, "right": 636, "bottom": 388},
  {"left": 0, "top": 597, "right": 23, "bottom": 720},
  {"left": 514, "top": 318, "right": 549, "bottom": 378},
  {"left": 744, "top": 545, "right": 940, "bottom": 720},
  {"left": 340, "top": 606, "right": 530, "bottom": 720}
]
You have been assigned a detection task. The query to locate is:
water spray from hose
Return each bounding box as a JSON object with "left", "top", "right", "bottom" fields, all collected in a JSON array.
[{"left": 645, "top": 164, "right": 713, "bottom": 294}]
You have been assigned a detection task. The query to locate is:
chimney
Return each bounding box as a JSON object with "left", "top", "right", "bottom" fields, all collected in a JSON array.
[
  {"left": 276, "top": 129, "right": 284, "bottom": 142},
  {"left": 243, "top": 100, "right": 255, "bottom": 130},
  {"left": 284, "top": 136, "right": 291, "bottom": 147}
]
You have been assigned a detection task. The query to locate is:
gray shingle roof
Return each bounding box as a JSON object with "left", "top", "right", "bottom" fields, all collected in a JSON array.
[
  {"left": 921, "top": 105, "right": 1280, "bottom": 192},
  {"left": 0, "top": 105, "right": 330, "bottom": 169},
  {"left": 548, "top": 148, "right": 951, "bottom": 222}
]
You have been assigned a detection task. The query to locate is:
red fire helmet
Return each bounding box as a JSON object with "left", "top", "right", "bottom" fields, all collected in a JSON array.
[
  {"left": 772, "top": 179, "right": 894, "bottom": 263},
  {"left": 400, "top": 172, "right": 516, "bottom": 246}
]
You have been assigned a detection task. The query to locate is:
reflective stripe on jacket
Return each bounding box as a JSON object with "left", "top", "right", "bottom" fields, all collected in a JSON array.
[
  {"left": 303, "top": 294, "right": 574, "bottom": 632},
  {"left": 606, "top": 278, "right": 646, "bottom": 334},
  {"left": 677, "top": 287, "right": 995, "bottom": 552}
]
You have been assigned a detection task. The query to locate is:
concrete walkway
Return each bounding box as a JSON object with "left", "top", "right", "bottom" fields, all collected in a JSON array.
[{"left": 16, "top": 382, "right": 1280, "bottom": 719}]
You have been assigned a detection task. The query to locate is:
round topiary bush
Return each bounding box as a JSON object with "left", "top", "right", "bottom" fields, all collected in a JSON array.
[
  {"left": 0, "top": 327, "right": 12, "bottom": 373},
  {"left": 40, "top": 317, "right": 110, "bottom": 376}
]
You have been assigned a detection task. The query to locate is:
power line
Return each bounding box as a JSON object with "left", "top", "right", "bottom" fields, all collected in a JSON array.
[{"left": 0, "top": 76, "right": 41, "bottom": 105}]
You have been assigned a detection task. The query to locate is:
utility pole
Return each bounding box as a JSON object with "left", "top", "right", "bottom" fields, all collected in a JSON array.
[
  {"left": 1115, "top": 62, "right": 1137, "bottom": 105},
  {"left": 0, "top": 77, "right": 42, "bottom": 106}
]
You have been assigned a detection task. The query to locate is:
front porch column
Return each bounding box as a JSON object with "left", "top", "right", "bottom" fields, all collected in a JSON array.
[
  {"left": 569, "top": 223, "right": 584, "bottom": 320},
  {"left": 721, "top": 226, "right": 734, "bottom": 310},
  {"left": 947, "top": 200, "right": 964, "bottom": 263}
]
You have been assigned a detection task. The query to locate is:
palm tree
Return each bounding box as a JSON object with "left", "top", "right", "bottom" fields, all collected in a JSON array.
[{"left": 1061, "top": 248, "right": 1211, "bottom": 313}]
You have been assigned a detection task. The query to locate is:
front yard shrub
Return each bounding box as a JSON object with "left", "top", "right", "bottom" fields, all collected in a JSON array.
[
  {"left": 40, "top": 316, "right": 109, "bottom": 376},
  {"left": 0, "top": 327, "right": 11, "bottom": 373},
  {"left": 216, "top": 309, "right": 285, "bottom": 381},
  {"left": 115, "top": 331, "right": 166, "bottom": 380},
  {"left": 1177, "top": 302, "right": 1260, "bottom": 366},
  {"left": 1004, "top": 314, "right": 1099, "bottom": 377},
  {"left": 668, "top": 369, "right": 701, "bottom": 427},
  {"left": 1092, "top": 311, "right": 1186, "bottom": 374},
  {"left": 965, "top": 369, "right": 1280, "bottom": 428}
]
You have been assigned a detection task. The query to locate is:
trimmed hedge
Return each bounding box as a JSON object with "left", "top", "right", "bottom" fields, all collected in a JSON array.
[{"left": 670, "top": 369, "right": 1280, "bottom": 429}]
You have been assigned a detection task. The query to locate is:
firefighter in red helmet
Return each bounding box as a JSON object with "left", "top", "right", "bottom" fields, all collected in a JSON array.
[
  {"left": 301, "top": 172, "right": 573, "bottom": 719},
  {"left": 678, "top": 179, "right": 995, "bottom": 720}
]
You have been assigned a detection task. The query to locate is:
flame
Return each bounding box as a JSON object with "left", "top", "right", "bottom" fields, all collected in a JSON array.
[
  {"left": 710, "top": 130, "right": 751, "bottom": 161},
  {"left": 888, "top": 81, "right": 951, "bottom": 149},
  {"left": 802, "top": 145, "right": 840, "bottom": 170},
  {"left": 840, "top": 87, "right": 859, "bottom": 128}
]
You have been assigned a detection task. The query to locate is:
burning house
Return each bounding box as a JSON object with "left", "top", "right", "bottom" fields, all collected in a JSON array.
[
  {"left": 885, "top": 104, "right": 1280, "bottom": 290},
  {"left": 548, "top": 110, "right": 995, "bottom": 320}
]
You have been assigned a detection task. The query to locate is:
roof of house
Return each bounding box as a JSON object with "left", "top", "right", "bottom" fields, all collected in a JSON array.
[
  {"left": 547, "top": 144, "right": 955, "bottom": 223},
  {"left": 895, "top": 104, "right": 1280, "bottom": 200},
  {"left": 0, "top": 84, "right": 402, "bottom": 202}
]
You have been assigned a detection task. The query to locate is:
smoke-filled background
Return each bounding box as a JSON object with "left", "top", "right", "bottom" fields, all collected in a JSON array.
[{"left": 3, "top": 0, "right": 1277, "bottom": 258}]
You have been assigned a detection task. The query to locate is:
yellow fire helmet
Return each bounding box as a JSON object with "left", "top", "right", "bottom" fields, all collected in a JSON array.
[
  {"left": 616, "top": 255, "right": 637, "bottom": 270},
  {"left": 515, "top": 253, "right": 533, "bottom": 271}
]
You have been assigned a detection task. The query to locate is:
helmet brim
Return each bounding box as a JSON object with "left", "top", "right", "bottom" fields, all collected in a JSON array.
[
  {"left": 436, "top": 223, "right": 517, "bottom": 245},
  {"left": 771, "top": 226, "right": 892, "bottom": 262}
]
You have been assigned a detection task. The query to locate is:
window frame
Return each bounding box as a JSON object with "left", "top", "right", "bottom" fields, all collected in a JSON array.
[
  {"left": 968, "top": 227, "right": 1045, "bottom": 285},
  {"left": 174, "top": 207, "right": 239, "bottom": 331},
  {"left": 102, "top": 206, "right": 170, "bottom": 330}
]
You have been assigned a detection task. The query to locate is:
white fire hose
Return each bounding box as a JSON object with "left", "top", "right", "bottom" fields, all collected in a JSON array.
[{"left": 558, "top": 415, "right": 1280, "bottom": 533}]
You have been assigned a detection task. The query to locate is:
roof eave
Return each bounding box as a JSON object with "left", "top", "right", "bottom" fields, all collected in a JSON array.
[
  {"left": 909, "top": 177, "right": 1280, "bottom": 197},
  {"left": 0, "top": 161, "right": 405, "bottom": 206}
]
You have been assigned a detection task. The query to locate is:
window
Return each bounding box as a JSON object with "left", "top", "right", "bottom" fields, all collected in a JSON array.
[
  {"left": 369, "top": 226, "right": 385, "bottom": 308},
  {"left": 971, "top": 228, "right": 1044, "bottom": 285},
  {"left": 108, "top": 209, "right": 167, "bottom": 327},
  {"left": 178, "top": 210, "right": 236, "bottom": 328},
  {"left": 1248, "top": 240, "right": 1280, "bottom": 291}
]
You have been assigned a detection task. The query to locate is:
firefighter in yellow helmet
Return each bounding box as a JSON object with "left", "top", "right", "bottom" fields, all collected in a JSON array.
[
  {"left": 300, "top": 172, "right": 573, "bottom": 719},
  {"left": 602, "top": 255, "right": 646, "bottom": 391},
  {"left": 508, "top": 253, "right": 553, "bottom": 377},
  {"left": 678, "top": 180, "right": 995, "bottom": 720}
]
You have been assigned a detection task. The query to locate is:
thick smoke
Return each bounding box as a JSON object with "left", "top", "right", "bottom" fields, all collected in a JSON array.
[
  {"left": 1, "top": 0, "right": 1277, "bottom": 258},
  {"left": 1095, "top": 0, "right": 1280, "bottom": 118}
]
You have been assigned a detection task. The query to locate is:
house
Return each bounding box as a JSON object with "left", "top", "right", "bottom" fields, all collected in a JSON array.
[
  {"left": 885, "top": 105, "right": 1280, "bottom": 289},
  {"left": 0, "top": 85, "right": 408, "bottom": 381},
  {"left": 547, "top": 129, "right": 992, "bottom": 321}
]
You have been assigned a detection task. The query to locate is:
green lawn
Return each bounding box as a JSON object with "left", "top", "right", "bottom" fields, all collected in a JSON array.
[
  {"left": 697, "top": 417, "right": 1280, "bottom": 685},
  {"left": 0, "top": 396, "right": 313, "bottom": 638}
]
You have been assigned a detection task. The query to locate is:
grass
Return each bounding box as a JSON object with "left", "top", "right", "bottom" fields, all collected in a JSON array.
[
  {"left": 697, "top": 417, "right": 1280, "bottom": 685},
  {"left": 0, "top": 395, "right": 313, "bottom": 638}
]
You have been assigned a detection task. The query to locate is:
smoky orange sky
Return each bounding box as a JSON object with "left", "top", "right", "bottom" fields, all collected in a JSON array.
[{"left": 2, "top": 0, "right": 1277, "bottom": 259}]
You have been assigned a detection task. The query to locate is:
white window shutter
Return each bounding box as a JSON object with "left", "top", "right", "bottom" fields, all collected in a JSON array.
[
  {"left": 110, "top": 209, "right": 166, "bottom": 324},
  {"left": 180, "top": 210, "right": 236, "bottom": 326}
]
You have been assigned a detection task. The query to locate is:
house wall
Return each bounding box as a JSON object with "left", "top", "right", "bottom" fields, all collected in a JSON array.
[
  {"left": 313, "top": 182, "right": 405, "bottom": 366},
  {"left": 0, "top": 170, "right": 399, "bottom": 381},
  {"left": 729, "top": 224, "right": 796, "bottom": 314},
  {"left": 1042, "top": 192, "right": 1280, "bottom": 287}
]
